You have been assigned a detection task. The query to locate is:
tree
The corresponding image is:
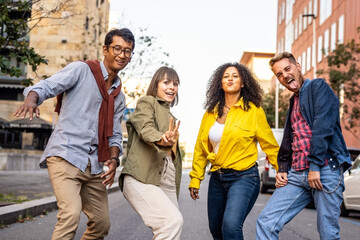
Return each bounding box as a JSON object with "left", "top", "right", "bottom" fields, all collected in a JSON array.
[
  {"left": 114, "top": 14, "right": 173, "bottom": 106},
  {"left": 0, "top": 0, "right": 76, "bottom": 86},
  {"left": 262, "top": 88, "right": 290, "bottom": 128},
  {"left": 317, "top": 27, "right": 360, "bottom": 139}
]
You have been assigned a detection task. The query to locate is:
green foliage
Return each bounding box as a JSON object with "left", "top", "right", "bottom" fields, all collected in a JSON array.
[
  {"left": 0, "top": 221, "right": 8, "bottom": 229},
  {"left": 0, "top": 193, "right": 28, "bottom": 204},
  {"left": 114, "top": 23, "right": 173, "bottom": 106},
  {"left": 0, "top": 0, "right": 48, "bottom": 86},
  {"left": 17, "top": 210, "right": 34, "bottom": 223},
  {"left": 318, "top": 26, "right": 360, "bottom": 137},
  {"left": 262, "top": 88, "right": 290, "bottom": 128}
]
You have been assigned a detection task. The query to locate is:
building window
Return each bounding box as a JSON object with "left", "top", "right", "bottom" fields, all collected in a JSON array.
[
  {"left": 307, "top": 46, "right": 311, "bottom": 71},
  {"left": 298, "top": 14, "right": 302, "bottom": 36},
  {"left": 278, "top": 41, "right": 281, "bottom": 52},
  {"left": 303, "top": 7, "right": 308, "bottom": 30},
  {"left": 99, "top": 18, "right": 102, "bottom": 36},
  {"left": 314, "top": 0, "right": 318, "bottom": 17},
  {"left": 308, "top": 1, "right": 313, "bottom": 23},
  {"left": 318, "top": 35, "right": 323, "bottom": 62},
  {"left": 282, "top": 1, "right": 285, "bottom": 22},
  {"left": 338, "top": 15, "right": 344, "bottom": 44},
  {"left": 286, "top": 0, "right": 294, "bottom": 23},
  {"left": 319, "top": 0, "right": 332, "bottom": 25},
  {"left": 285, "top": 22, "right": 294, "bottom": 51},
  {"left": 294, "top": 18, "right": 298, "bottom": 40},
  {"left": 312, "top": 41, "right": 316, "bottom": 67},
  {"left": 331, "top": 22, "right": 336, "bottom": 51},
  {"left": 278, "top": 3, "right": 282, "bottom": 24},
  {"left": 324, "top": 29, "right": 329, "bottom": 55},
  {"left": 85, "top": 17, "right": 89, "bottom": 30}
]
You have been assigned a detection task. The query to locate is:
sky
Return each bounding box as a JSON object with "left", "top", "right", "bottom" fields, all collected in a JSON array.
[{"left": 109, "top": 0, "right": 278, "bottom": 148}]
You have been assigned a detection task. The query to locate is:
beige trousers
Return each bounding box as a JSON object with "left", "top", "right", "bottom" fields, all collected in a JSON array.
[
  {"left": 47, "top": 156, "right": 110, "bottom": 240},
  {"left": 123, "top": 156, "right": 183, "bottom": 240}
]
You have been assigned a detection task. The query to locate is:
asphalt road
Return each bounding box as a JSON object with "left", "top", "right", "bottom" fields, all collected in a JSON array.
[{"left": 1, "top": 169, "right": 360, "bottom": 240}]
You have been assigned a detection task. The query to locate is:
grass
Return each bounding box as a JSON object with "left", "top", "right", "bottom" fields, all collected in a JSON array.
[
  {"left": 0, "top": 193, "right": 29, "bottom": 204},
  {"left": 0, "top": 222, "right": 7, "bottom": 229},
  {"left": 17, "top": 210, "right": 34, "bottom": 223}
]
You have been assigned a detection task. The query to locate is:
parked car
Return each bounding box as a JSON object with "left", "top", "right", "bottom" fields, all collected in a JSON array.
[
  {"left": 348, "top": 147, "right": 360, "bottom": 162},
  {"left": 340, "top": 150, "right": 360, "bottom": 216},
  {"left": 257, "top": 128, "right": 284, "bottom": 193}
]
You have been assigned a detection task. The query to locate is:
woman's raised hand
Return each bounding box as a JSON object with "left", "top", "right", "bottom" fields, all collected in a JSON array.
[{"left": 158, "top": 117, "right": 180, "bottom": 146}]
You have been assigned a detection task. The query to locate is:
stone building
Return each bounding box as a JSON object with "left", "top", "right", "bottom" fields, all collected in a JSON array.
[
  {"left": 27, "top": 0, "right": 110, "bottom": 124},
  {"left": 0, "top": 0, "right": 110, "bottom": 151}
]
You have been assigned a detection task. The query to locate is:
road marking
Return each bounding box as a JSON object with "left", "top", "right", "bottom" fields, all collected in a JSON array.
[{"left": 341, "top": 218, "right": 360, "bottom": 226}]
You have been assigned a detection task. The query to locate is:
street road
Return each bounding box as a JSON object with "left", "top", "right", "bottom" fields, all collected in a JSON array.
[{"left": 1, "top": 169, "right": 360, "bottom": 240}]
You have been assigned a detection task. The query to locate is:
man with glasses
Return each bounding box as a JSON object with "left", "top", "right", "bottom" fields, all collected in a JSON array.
[{"left": 13, "top": 28, "right": 135, "bottom": 240}]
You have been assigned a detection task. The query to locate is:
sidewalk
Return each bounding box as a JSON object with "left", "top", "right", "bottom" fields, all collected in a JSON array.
[{"left": 0, "top": 169, "right": 121, "bottom": 225}]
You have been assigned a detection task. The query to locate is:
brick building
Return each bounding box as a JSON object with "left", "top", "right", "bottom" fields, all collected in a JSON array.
[{"left": 276, "top": 0, "right": 360, "bottom": 148}]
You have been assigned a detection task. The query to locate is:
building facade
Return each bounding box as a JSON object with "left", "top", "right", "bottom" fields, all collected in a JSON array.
[
  {"left": 26, "top": 0, "right": 110, "bottom": 123},
  {"left": 0, "top": 0, "right": 110, "bottom": 150},
  {"left": 239, "top": 51, "right": 276, "bottom": 93},
  {"left": 276, "top": 0, "right": 360, "bottom": 148}
]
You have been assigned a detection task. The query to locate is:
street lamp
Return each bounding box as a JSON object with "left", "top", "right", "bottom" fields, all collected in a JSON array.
[{"left": 303, "top": 13, "right": 317, "bottom": 78}]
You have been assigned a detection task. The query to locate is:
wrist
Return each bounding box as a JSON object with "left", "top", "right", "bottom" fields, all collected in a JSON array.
[{"left": 111, "top": 157, "right": 120, "bottom": 167}]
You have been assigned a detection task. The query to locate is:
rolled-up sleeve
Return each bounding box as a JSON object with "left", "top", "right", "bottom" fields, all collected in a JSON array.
[{"left": 23, "top": 61, "right": 84, "bottom": 105}]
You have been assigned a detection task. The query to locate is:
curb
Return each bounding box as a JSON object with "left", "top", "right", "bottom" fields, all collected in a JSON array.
[{"left": 0, "top": 183, "right": 120, "bottom": 225}]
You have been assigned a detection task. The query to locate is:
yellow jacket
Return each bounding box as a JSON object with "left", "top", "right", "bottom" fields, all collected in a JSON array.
[{"left": 189, "top": 99, "right": 279, "bottom": 189}]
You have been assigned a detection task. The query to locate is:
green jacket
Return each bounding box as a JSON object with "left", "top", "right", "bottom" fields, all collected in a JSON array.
[{"left": 119, "top": 96, "right": 182, "bottom": 197}]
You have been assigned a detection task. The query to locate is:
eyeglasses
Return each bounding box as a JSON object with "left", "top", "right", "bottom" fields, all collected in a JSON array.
[{"left": 107, "top": 45, "right": 133, "bottom": 58}]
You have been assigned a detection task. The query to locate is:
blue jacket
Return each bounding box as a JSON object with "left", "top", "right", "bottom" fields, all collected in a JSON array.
[{"left": 278, "top": 78, "right": 352, "bottom": 173}]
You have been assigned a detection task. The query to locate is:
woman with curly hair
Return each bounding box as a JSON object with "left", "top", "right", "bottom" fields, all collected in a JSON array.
[{"left": 189, "top": 62, "right": 279, "bottom": 240}]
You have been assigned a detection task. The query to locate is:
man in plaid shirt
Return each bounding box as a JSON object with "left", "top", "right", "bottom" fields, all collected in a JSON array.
[{"left": 256, "top": 52, "right": 352, "bottom": 240}]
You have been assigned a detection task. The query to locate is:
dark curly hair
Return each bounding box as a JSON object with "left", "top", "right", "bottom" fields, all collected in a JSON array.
[{"left": 204, "top": 62, "right": 263, "bottom": 117}]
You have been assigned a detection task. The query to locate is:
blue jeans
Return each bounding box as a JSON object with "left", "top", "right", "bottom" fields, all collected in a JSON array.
[
  {"left": 208, "top": 165, "right": 260, "bottom": 240},
  {"left": 256, "top": 165, "right": 344, "bottom": 240}
]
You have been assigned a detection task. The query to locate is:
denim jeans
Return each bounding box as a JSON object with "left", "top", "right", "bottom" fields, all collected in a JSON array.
[
  {"left": 207, "top": 165, "right": 260, "bottom": 240},
  {"left": 256, "top": 165, "right": 344, "bottom": 240}
]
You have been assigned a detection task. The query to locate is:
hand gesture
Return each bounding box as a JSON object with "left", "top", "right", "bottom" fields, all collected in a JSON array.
[
  {"left": 13, "top": 91, "right": 40, "bottom": 120},
  {"left": 189, "top": 187, "right": 199, "bottom": 200},
  {"left": 157, "top": 117, "right": 180, "bottom": 146}
]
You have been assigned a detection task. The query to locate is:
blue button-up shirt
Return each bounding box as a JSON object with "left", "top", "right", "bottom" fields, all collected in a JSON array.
[{"left": 24, "top": 61, "right": 126, "bottom": 174}]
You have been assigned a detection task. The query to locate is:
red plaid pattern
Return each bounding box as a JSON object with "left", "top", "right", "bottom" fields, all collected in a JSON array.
[{"left": 291, "top": 95, "right": 312, "bottom": 171}]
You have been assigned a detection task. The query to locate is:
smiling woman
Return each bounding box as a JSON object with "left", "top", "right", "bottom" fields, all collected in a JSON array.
[
  {"left": 119, "top": 66, "right": 184, "bottom": 239},
  {"left": 189, "top": 62, "right": 279, "bottom": 240}
]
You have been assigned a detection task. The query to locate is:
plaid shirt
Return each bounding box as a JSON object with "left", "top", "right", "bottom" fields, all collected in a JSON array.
[
  {"left": 291, "top": 95, "right": 312, "bottom": 171},
  {"left": 291, "top": 95, "right": 328, "bottom": 171}
]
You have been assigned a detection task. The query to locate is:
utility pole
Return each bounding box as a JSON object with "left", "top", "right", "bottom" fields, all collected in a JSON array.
[{"left": 303, "top": 13, "right": 317, "bottom": 78}]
